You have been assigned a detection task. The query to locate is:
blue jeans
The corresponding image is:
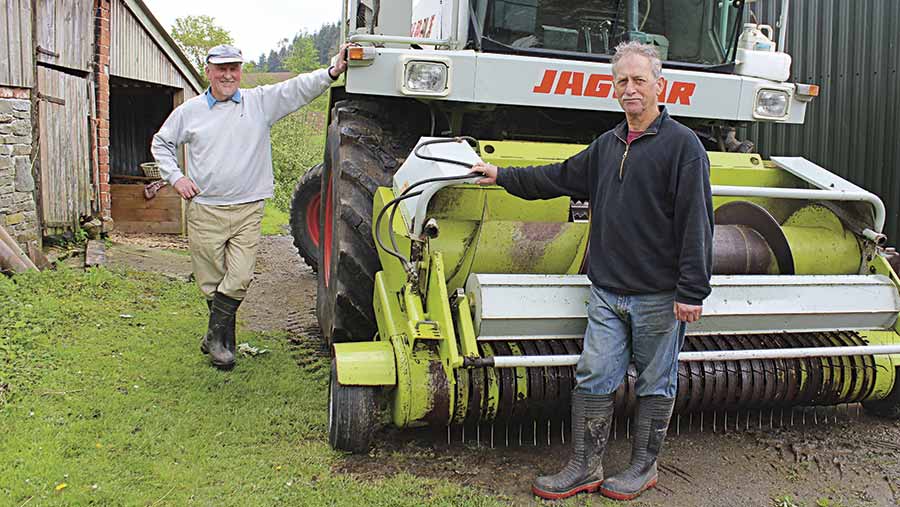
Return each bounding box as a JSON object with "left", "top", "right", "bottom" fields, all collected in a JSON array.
[{"left": 575, "top": 285, "right": 686, "bottom": 398}]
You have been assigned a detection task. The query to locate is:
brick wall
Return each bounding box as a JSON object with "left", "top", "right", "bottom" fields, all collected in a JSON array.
[
  {"left": 0, "top": 86, "right": 39, "bottom": 248},
  {"left": 94, "top": 0, "right": 112, "bottom": 225}
]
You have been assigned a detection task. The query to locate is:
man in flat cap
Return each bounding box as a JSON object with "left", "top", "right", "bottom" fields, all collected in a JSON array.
[{"left": 152, "top": 43, "right": 349, "bottom": 370}]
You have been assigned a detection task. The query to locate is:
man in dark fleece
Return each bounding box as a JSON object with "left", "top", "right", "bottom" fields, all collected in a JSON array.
[{"left": 473, "top": 41, "right": 713, "bottom": 501}]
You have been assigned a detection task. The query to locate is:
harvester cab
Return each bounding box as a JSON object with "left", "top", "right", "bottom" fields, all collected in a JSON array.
[{"left": 295, "top": 0, "right": 900, "bottom": 453}]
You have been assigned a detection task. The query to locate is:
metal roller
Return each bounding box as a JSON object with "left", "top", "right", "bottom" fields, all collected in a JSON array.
[
  {"left": 449, "top": 331, "right": 885, "bottom": 426},
  {"left": 712, "top": 225, "right": 775, "bottom": 275}
]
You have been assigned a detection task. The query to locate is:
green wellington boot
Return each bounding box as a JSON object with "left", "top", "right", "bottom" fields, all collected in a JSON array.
[
  {"left": 532, "top": 392, "right": 614, "bottom": 500},
  {"left": 600, "top": 396, "right": 675, "bottom": 501}
]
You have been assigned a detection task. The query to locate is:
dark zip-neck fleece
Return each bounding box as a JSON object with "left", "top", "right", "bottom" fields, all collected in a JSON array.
[{"left": 496, "top": 107, "right": 713, "bottom": 305}]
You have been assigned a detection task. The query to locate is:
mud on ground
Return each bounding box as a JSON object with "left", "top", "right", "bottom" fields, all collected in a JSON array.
[{"left": 108, "top": 233, "right": 900, "bottom": 507}]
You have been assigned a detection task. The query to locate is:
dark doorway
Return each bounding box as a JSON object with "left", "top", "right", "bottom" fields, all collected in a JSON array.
[{"left": 109, "top": 77, "right": 177, "bottom": 178}]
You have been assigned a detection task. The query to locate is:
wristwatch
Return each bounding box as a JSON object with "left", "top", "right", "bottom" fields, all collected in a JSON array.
[{"left": 327, "top": 66, "right": 339, "bottom": 80}]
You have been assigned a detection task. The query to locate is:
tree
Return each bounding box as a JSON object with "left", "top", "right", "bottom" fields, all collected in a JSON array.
[
  {"left": 284, "top": 35, "right": 319, "bottom": 73},
  {"left": 312, "top": 22, "right": 341, "bottom": 65},
  {"left": 266, "top": 49, "right": 283, "bottom": 72},
  {"left": 170, "top": 15, "right": 234, "bottom": 75}
]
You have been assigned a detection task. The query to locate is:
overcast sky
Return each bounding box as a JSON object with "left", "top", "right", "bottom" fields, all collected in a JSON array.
[{"left": 142, "top": 0, "right": 342, "bottom": 63}]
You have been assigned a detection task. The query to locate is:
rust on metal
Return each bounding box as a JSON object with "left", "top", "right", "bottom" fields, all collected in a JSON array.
[
  {"left": 425, "top": 360, "right": 452, "bottom": 425},
  {"left": 715, "top": 200, "right": 795, "bottom": 274},
  {"left": 713, "top": 225, "right": 773, "bottom": 274},
  {"left": 509, "top": 222, "right": 567, "bottom": 269}
]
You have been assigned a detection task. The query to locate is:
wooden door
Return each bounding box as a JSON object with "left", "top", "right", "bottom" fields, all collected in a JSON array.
[
  {"left": 35, "top": 0, "right": 93, "bottom": 72},
  {"left": 37, "top": 67, "right": 93, "bottom": 229}
]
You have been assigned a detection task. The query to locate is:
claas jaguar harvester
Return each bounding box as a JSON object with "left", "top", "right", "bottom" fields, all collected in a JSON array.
[{"left": 287, "top": 0, "right": 900, "bottom": 452}]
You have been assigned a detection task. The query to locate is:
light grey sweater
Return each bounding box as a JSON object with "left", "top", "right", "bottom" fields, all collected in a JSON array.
[{"left": 151, "top": 68, "right": 332, "bottom": 206}]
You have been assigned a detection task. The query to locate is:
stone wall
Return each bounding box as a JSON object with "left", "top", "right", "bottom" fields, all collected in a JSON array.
[{"left": 0, "top": 86, "right": 39, "bottom": 248}]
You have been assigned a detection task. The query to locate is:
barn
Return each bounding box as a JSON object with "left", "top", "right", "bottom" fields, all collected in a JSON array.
[{"left": 0, "top": 0, "right": 202, "bottom": 249}]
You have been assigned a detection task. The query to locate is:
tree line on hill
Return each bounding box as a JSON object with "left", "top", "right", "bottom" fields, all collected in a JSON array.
[{"left": 247, "top": 22, "right": 341, "bottom": 73}]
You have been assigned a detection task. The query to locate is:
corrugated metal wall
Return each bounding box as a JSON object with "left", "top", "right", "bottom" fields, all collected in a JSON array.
[
  {"left": 745, "top": 0, "right": 900, "bottom": 243},
  {"left": 0, "top": 0, "right": 33, "bottom": 87}
]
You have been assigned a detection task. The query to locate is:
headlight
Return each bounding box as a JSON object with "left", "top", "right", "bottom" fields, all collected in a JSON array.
[
  {"left": 755, "top": 89, "right": 790, "bottom": 119},
  {"left": 404, "top": 61, "right": 448, "bottom": 94}
]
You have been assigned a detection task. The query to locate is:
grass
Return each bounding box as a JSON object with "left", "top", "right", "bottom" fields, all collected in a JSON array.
[
  {"left": 262, "top": 205, "right": 289, "bottom": 236},
  {"left": 0, "top": 268, "right": 502, "bottom": 506}
]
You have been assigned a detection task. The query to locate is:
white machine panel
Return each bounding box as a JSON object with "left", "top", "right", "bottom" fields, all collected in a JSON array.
[
  {"left": 467, "top": 274, "right": 900, "bottom": 340},
  {"left": 346, "top": 48, "right": 479, "bottom": 102},
  {"left": 346, "top": 48, "right": 809, "bottom": 123},
  {"left": 392, "top": 137, "right": 483, "bottom": 232}
]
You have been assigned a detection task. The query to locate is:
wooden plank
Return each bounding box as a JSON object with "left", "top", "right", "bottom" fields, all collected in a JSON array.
[
  {"left": 37, "top": 68, "right": 51, "bottom": 227},
  {"left": 111, "top": 202, "right": 181, "bottom": 216},
  {"left": 1, "top": 0, "right": 18, "bottom": 86},
  {"left": 114, "top": 221, "right": 183, "bottom": 234},
  {"left": 112, "top": 195, "right": 182, "bottom": 207},
  {"left": 85, "top": 240, "right": 107, "bottom": 267},
  {"left": 21, "top": 0, "right": 33, "bottom": 86},
  {"left": 0, "top": 0, "right": 33, "bottom": 88},
  {"left": 0, "top": 3, "right": 9, "bottom": 85},
  {"left": 110, "top": 183, "right": 148, "bottom": 197},
  {"left": 111, "top": 183, "right": 179, "bottom": 194},
  {"left": 113, "top": 197, "right": 181, "bottom": 210},
  {"left": 88, "top": 77, "right": 99, "bottom": 213},
  {"left": 111, "top": 206, "right": 178, "bottom": 222},
  {"left": 111, "top": 184, "right": 181, "bottom": 202},
  {"left": 35, "top": 0, "right": 54, "bottom": 67}
]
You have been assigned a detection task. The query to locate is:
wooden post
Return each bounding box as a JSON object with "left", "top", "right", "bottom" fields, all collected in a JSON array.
[
  {"left": 0, "top": 224, "right": 38, "bottom": 271},
  {"left": 0, "top": 239, "right": 31, "bottom": 274}
]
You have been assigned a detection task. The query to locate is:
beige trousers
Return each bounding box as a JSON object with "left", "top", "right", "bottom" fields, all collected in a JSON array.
[{"left": 187, "top": 200, "right": 265, "bottom": 300}]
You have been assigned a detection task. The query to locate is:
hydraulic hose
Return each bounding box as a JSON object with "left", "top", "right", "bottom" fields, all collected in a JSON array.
[{"left": 373, "top": 137, "right": 485, "bottom": 269}]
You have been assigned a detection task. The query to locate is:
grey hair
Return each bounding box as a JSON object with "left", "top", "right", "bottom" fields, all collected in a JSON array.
[{"left": 611, "top": 41, "right": 663, "bottom": 80}]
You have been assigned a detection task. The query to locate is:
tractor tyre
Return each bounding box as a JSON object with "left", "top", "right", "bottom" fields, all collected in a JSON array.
[
  {"left": 317, "top": 99, "right": 421, "bottom": 344},
  {"left": 289, "top": 163, "right": 324, "bottom": 272},
  {"left": 328, "top": 359, "right": 378, "bottom": 453},
  {"left": 863, "top": 367, "right": 900, "bottom": 419}
]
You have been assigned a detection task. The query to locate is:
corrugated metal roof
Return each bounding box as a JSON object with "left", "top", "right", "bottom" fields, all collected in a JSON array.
[{"left": 743, "top": 0, "right": 900, "bottom": 244}]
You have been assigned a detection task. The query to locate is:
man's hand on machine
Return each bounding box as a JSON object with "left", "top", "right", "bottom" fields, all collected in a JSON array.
[
  {"left": 173, "top": 176, "right": 200, "bottom": 199},
  {"left": 471, "top": 162, "right": 498, "bottom": 185},
  {"left": 674, "top": 302, "right": 702, "bottom": 323}
]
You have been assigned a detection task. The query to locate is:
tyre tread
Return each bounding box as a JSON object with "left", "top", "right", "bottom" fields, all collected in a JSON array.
[
  {"left": 289, "top": 163, "right": 324, "bottom": 271},
  {"left": 319, "top": 99, "right": 421, "bottom": 344}
]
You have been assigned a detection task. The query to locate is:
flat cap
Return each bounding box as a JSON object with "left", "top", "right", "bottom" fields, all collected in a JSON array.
[{"left": 206, "top": 44, "right": 243, "bottom": 64}]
